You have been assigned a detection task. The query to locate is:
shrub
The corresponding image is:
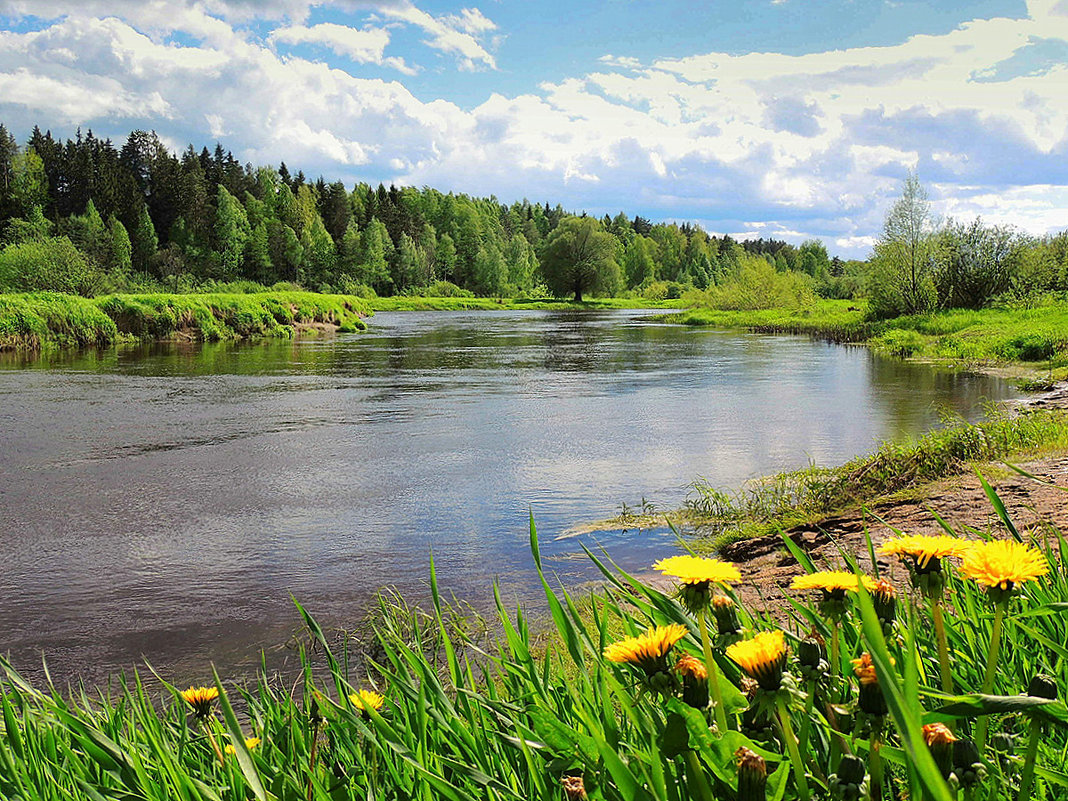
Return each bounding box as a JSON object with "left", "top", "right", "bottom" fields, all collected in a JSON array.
[
  {"left": 423, "top": 280, "right": 474, "bottom": 298},
  {"left": 704, "top": 255, "right": 818, "bottom": 310},
  {"left": 0, "top": 236, "right": 103, "bottom": 296}
]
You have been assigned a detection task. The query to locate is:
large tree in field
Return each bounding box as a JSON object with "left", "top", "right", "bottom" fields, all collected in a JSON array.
[{"left": 540, "top": 216, "right": 621, "bottom": 301}]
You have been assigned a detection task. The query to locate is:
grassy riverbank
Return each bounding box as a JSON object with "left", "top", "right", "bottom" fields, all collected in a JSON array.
[
  {"left": 595, "top": 408, "right": 1068, "bottom": 550},
  {"left": 0, "top": 291, "right": 685, "bottom": 350},
  {"left": 0, "top": 291, "right": 370, "bottom": 350},
  {"left": 2, "top": 490, "right": 1066, "bottom": 800},
  {"left": 668, "top": 299, "right": 1068, "bottom": 377}
]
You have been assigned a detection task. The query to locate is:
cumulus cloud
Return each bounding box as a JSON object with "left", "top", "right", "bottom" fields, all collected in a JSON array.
[
  {"left": 269, "top": 22, "right": 416, "bottom": 74},
  {"left": 377, "top": 2, "right": 497, "bottom": 70},
  {"left": 0, "top": 2, "right": 1065, "bottom": 255}
]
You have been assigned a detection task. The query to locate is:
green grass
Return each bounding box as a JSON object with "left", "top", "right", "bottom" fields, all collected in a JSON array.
[
  {"left": 665, "top": 299, "right": 1068, "bottom": 371},
  {"left": 0, "top": 291, "right": 371, "bottom": 351},
  {"left": 2, "top": 490, "right": 1066, "bottom": 800}
]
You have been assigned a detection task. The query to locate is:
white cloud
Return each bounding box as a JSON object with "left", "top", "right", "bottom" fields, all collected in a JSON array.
[
  {"left": 269, "top": 22, "right": 416, "bottom": 74},
  {"left": 378, "top": 1, "right": 497, "bottom": 70},
  {"left": 598, "top": 54, "right": 641, "bottom": 69},
  {"left": 0, "top": 3, "right": 1065, "bottom": 256}
]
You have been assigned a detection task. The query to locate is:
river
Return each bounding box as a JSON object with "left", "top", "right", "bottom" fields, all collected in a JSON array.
[{"left": 0, "top": 309, "right": 1016, "bottom": 685}]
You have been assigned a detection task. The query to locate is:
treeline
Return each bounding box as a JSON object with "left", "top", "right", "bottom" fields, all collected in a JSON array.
[{"left": 0, "top": 124, "right": 849, "bottom": 299}]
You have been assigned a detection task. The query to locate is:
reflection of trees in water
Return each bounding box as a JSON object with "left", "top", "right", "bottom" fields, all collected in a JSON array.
[{"left": 866, "top": 353, "right": 1008, "bottom": 441}]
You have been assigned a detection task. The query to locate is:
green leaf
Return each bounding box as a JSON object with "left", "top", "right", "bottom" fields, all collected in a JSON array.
[
  {"left": 659, "top": 712, "right": 691, "bottom": 758},
  {"left": 212, "top": 666, "right": 271, "bottom": 801},
  {"left": 854, "top": 575, "right": 956, "bottom": 801},
  {"left": 926, "top": 693, "right": 1057, "bottom": 720}
]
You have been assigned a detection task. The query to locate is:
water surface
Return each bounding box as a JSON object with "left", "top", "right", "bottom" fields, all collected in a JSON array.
[{"left": 0, "top": 309, "right": 1015, "bottom": 684}]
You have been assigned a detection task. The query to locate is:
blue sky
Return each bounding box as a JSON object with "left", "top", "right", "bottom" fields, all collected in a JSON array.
[{"left": 0, "top": 0, "right": 1066, "bottom": 256}]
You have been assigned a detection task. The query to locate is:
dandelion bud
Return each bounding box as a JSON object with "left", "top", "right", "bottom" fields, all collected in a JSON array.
[
  {"left": 923, "top": 723, "right": 957, "bottom": 777},
  {"left": 852, "top": 653, "right": 887, "bottom": 717},
  {"left": 949, "top": 739, "right": 986, "bottom": 791},
  {"left": 871, "top": 579, "right": 897, "bottom": 634},
  {"left": 1027, "top": 673, "right": 1058, "bottom": 700},
  {"left": 675, "top": 654, "right": 709, "bottom": 709},
  {"left": 797, "top": 634, "right": 829, "bottom": 682},
  {"left": 741, "top": 705, "right": 778, "bottom": 746},
  {"left": 561, "top": 775, "right": 588, "bottom": 800},
  {"left": 828, "top": 754, "right": 870, "bottom": 800},
  {"left": 735, "top": 747, "right": 767, "bottom": 801},
  {"left": 711, "top": 594, "right": 741, "bottom": 637}
]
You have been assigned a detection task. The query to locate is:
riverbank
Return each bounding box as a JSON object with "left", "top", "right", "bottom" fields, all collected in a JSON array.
[
  {"left": 0, "top": 291, "right": 688, "bottom": 350},
  {"left": 665, "top": 299, "right": 1068, "bottom": 382},
  {"left": 0, "top": 291, "right": 370, "bottom": 350},
  {"left": 580, "top": 405, "right": 1068, "bottom": 553}
]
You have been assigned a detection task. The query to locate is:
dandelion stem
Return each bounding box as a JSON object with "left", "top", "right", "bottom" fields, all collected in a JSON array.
[
  {"left": 307, "top": 717, "right": 320, "bottom": 801},
  {"left": 697, "top": 609, "right": 729, "bottom": 733},
  {"left": 684, "top": 749, "right": 715, "bottom": 801},
  {"left": 870, "top": 718, "right": 885, "bottom": 801},
  {"left": 829, "top": 621, "right": 842, "bottom": 699},
  {"left": 975, "top": 601, "right": 1007, "bottom": 752},
  {"left": 202, "top": 721, "right": 226, "bottom": 767},
  {"left": 798, "top": 679, "right": 816, "bottom": 754},
  {"left": 777, "top": 697, "right": 812, "bottom": 801},
  {"left": 1018, "top": 717, "right": 1042, "bottom": 801},
  {"left": 931, "top": 596, "right": 954, "bottom": 696}
]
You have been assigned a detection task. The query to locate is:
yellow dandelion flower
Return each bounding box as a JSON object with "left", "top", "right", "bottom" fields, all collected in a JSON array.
[
  {"left": 604, "top": 624, "right": 688, "bottom": 674},
  {"left": 727, "top": 630, "right": 787, "bottom": 691},
  {"left": 922, "top": 723, "right": 957, "bottom": 748},
  {"left": 224, "top": 737, "right": 261, "bottom": 755},
  {"left": 654, "top": 555, "right": 741, "bottom": 585},
  {"left": 349, "top": 690, "right": 385, "bottom": 714},
  {"left": 880, "top": 535, "right": 971, "bottom": 569},
  {"left": 791, "top": 571, "right": 877, "bottom": 593},
  {"left": 959, "top": 540, "right": 1049, "bottom": 592},
  {"left": 675, "top": 653, "right": 707, "bottom": 680},
  {"left": 180, "top": 686, "right": 219, "bottom": 718}
]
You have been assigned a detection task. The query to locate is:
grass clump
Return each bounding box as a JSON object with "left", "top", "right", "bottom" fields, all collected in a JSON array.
[{"left": 2, "top": 487, "right": 1067, "bottom": 800}]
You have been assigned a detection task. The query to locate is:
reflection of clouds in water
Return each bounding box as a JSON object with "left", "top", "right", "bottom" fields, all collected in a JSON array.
[{"left": 0, "top": 309, "right": 1016, "bottom": 685}]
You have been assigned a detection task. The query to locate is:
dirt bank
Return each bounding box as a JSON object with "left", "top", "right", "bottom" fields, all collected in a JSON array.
[{"left": 718, "top": 449, "right": 1068, "bottom": 610}]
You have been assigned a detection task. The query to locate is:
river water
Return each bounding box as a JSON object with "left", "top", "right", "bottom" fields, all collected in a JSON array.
[{"left": 0, "top": 309, "right": 1015, "bottom": 685}]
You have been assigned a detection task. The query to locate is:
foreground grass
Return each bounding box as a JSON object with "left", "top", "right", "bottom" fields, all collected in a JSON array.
[
  {"left": 0, "top": 291, "right": 370, "bottom": 350},
  {"left": 592, "top": 409, "right": 1068, "bottom": 550},
  {"left": 667, "top": 299, "right": 1068, "bottom": 375},
  {"left": 2, "top": 490, "right": 1066, "bottom": 800}
]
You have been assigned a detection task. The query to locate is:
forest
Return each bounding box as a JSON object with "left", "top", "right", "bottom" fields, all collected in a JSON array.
[
  {"left": 2, "top": 124, "right": 1068, "bottom": 315},
  {"left": 0, "top": 124, "right": 849, "bottom": 302}
]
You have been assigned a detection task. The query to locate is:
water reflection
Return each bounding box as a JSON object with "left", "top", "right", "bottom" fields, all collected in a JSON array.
[{"left": 0, "top": 309, "right": 1015, "bottom": 686}]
